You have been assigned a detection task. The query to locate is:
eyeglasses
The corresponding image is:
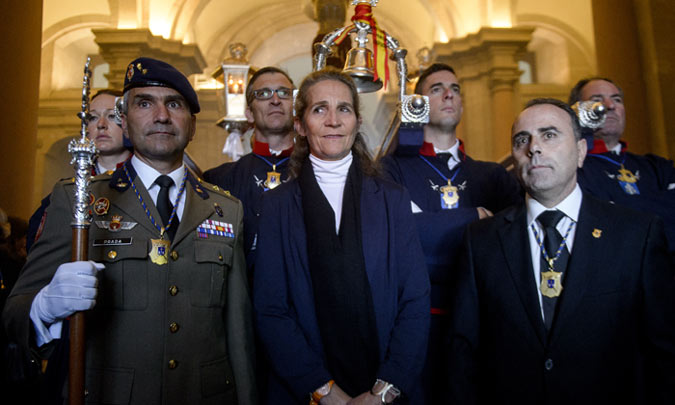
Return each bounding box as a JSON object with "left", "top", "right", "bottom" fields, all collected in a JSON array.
[{"left": 252, "top": 87, "right": 293, "bottom": 100}]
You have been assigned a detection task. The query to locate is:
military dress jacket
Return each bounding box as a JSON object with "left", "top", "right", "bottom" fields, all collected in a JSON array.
[{"left": 3, "top": 161, "right": 256, "bottom": 405}]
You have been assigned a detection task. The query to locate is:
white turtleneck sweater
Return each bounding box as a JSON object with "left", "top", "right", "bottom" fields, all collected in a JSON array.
[{"left": 309, "top": 152, "right": 353, "bottom": 234}]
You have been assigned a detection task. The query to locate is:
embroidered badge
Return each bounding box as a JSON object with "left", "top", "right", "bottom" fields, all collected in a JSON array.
[
  {"left": 94, "top": 198, "right": 110, "bottom": 216},
  {"left": 95, "top": 219, "right": 138, "bottom": 231}
]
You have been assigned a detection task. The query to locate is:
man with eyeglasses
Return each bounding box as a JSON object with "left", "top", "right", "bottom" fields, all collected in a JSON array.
[{"left": 204, "top": 67, "right": 295, "bottom": 272}]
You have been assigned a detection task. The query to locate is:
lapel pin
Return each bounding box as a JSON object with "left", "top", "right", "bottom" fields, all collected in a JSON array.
[
  {"left": 592, "top": 228, "right": 602, "bottom": 238},
  {"left": 214, "top": 203, "right": 224, "bottom": 217}
]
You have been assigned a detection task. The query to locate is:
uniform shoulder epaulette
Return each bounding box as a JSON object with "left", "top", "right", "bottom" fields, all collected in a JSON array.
[
  {"left": 197, "top": 177, "right": 237, "bottom": 202},
  {"left": 58, "top": 176, "right": 76, "bottom": 185},
  {"left": 91, "top": 171, "right": 113, "bottom": 182}
]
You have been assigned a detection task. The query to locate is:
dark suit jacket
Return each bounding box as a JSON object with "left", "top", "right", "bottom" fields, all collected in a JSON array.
[
  {"left": 448, "top": 193, "right": 675, "bottom": 404},
  {"left": 254, "top": 174, "right": 430, "bottom": 404}
]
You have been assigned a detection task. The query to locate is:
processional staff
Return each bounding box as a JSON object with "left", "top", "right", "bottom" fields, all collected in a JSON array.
[{"left": 67, "top": 57, "right": 97, "bottom": 405}]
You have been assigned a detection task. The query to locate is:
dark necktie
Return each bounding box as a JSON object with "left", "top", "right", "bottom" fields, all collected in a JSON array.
[
  {"left": 436, "top": 153, "right": 452, "bottom": 165},
  {"left": 537, "top": 209, "right": 569, "bottom": 331},
  {"left": 155, "top": 175, "right": 178, "bottom": 241}
]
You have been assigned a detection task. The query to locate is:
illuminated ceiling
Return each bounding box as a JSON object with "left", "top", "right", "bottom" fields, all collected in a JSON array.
[{"left": 40, "top": 0, "right": 597, "bottom": 92}]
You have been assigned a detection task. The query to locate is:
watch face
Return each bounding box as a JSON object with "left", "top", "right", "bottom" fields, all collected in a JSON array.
[{"left": 317, "top": 382, "right": 331, "bottom": 395}]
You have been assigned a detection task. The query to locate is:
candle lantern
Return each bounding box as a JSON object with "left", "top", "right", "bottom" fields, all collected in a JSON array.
[{"left": 212, "top": 43, "right": 253, "bottom": 161}]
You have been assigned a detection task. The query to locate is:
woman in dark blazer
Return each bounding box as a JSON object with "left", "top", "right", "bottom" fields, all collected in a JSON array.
[{"left": 253, "top": 68, "right": 430, "bottom": 405}]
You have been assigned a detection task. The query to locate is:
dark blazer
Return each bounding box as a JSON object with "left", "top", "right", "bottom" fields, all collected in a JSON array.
[
  {"left": 448, "top": 193, "right": 675, "bottom": 404},
  {"left": 254, "top": 173, "right": 430, "bottom": 404},
  {"left": 3, "top": 162, "right": 256, "bottom": 405}
]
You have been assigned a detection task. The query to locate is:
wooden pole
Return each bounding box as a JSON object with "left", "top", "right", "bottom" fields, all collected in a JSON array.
[{"left": 67, "top": 58, "right": 96, "bottom": 405}]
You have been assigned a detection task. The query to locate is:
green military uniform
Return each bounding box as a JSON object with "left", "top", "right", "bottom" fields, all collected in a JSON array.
[{"left": 3, "top": 161, "right": 256, "bottom": 404}]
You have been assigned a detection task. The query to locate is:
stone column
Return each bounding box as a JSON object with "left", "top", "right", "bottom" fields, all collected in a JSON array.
[
  {"left": 0, "top": 2, "right": 42, "bottom": 218},
  {"left": 434, "top": 27, "right": 533, "bottom": 162},
  {"left": 93, "top": 28, "right": 206, "bottom": 89},
  {"left": 593, "top": 0, "right": 675, "bottom": 159}
]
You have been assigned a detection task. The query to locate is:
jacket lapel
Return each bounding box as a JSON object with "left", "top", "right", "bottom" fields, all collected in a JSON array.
[
  {"left": 107, "top": 164, "right": 160, "bottom": 236},
  {"left": 172, "top": 173, "right": 212, "bottom": 246},
  {"left": 360, "top": 176, "right": 383, "bottom": 278},
  {"left": 498, "top": 206, "right": 547, "bottom": 345}
]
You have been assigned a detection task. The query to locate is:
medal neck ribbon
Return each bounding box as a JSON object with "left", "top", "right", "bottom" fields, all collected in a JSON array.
[
  {"left": 123, "top": 165, "right": 188, "bottom": 239},
  {"left": 254, "top": 155, "right": 290, "bottom": 172},
  {"left": 530, "top": 220, "right": 575, "bottom": 270},
  {"left": 418, "top": 155, "right": 461, "bottom": 184}
]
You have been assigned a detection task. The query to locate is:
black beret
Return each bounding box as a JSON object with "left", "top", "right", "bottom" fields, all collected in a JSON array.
[{"left": 124, "top": 57, "right": 200, "bottom": 114}]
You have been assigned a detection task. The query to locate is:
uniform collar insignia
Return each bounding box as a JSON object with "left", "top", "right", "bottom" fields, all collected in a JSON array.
[
  {"left": 187, "top": 172, "right": 209, "bottom": 200},
  {"left": 109, "top": 160, "right": 135, "bottom": 191}
]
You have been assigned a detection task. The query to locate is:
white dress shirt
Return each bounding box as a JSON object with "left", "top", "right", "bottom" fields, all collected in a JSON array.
[
  {"left": 526, "top": 184, "right": 583, "bottom": 320},
  {"left": 131, "top": 155, "right": 186, "bottom": 221}
]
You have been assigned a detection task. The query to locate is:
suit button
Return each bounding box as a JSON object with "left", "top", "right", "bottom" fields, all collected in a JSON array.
[
  {"left": 169, "top": 285, "right": 179, "bottom": 296},
  {"left": 218, "top": 254, "right": 223, "bottom": 261},
  {"left": 168, "top": 359, "right": 178, "bottom": 369},
  {"left": 169, "top": 322, "right": 180, "bottom": 333},
  {"left": 107, "top": 250, "right": 117, "bottom": 259},
  {"left": 171, "top": 251, "right": 179, "bottom": 260},
  {"left": 545, "top": 358, "right": 554, "bottom": 371}
]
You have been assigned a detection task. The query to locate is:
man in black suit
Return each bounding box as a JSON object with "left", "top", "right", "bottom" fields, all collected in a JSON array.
[{"left": 447, "top": 98, "right": 675, "bottom": 404}]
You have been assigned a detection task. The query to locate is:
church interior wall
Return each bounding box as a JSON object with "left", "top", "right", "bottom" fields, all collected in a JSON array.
[{"left": 4, "top": 0, "right": 670, "bottom": 215}]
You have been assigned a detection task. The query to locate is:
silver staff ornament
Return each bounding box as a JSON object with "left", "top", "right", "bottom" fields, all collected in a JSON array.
[
  {"left": 68, "top": 57, "right": 98, "bottom": 227},
  {"left": 571, "top": 101, "right": 607, "bottom": 129}
]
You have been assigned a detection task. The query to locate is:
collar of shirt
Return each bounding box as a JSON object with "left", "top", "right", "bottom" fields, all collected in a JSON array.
[
  {"left": 252, "top": 139, "right": 293, "bottom": 157},
  {"left": 434, "top": 141, "right": 461, "bottom": 170},
  {"left": 526, "top": 184, "right": 582, "bottom": 230},
  {"left": 131, "top": 155, "right": 186, "bottom": 220},
  {"left": 526, "top": 184, "right": 582, "bottom": 318},
  {"left": 588, "top": 138, "right": 628, "bottom": 154}
]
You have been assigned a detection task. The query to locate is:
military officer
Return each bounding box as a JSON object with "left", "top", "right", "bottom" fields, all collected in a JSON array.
[{"left": 2, "top": 57, "right": 256, "bottom": 404}]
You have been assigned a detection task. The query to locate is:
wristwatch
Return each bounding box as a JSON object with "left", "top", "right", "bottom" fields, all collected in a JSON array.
[
  {"left": 309, "top": 379, "right": 334, "bottom": 405},
  {"left": 370, "top": 379, "right": 401, "bottom": 404}
]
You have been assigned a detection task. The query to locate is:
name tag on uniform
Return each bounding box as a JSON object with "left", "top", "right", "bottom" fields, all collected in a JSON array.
[{"left": 93, "top": 238, "right": 133, "bottom": 246}]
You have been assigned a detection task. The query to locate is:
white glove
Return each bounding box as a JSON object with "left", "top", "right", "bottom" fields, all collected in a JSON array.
[{"left": 32, "top": 261, "right": 105, "bottom": 324}]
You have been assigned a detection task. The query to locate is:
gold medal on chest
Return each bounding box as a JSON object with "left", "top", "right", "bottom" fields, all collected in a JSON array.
[
  {"left": 264, "top": 170, "right": 281, "bottom": 190},
  {"left": 540, "top": 268, "right": 563, "bottom": 298},
  {"left": 616, "top": 164, "right": 640, "bottom": 195},
  {"left": 149, "top": 234, "right": 170, "bottom": 266},
  {"left": 617, "top": 164, "right": 638, "bottom": 183},
  {"left": 439, "top": 180, "right": 459, "bottom": 209}
]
